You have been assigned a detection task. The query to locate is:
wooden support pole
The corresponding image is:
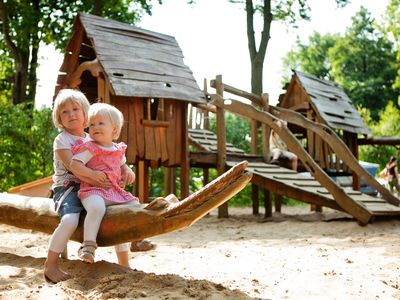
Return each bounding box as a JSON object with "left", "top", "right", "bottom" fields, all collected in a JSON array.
[
  {"left": 138, "top": 160, "right": 149, "bottom": 202},
  {"left": 264, "top": 190, "right": 272, "bottom": 218},
  {"left": 215, "top": 75, "right": 228, "bottom": 218},
  {"left": 274, "top": 194, "right": 282, "bottom": 213},
  {"left": 181, "top": 105, "right": 190, "bottom": 199}
]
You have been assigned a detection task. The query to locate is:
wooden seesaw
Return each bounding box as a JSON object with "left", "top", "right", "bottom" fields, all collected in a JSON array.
[{"left": 0, "top": 161, "right": 251, "bottom": 247}]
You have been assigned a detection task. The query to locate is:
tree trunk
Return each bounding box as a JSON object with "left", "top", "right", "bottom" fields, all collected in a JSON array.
[
  {"left": 27, "top": 0, "right": 40, "bottom": 107},
  {"left": 13, "top": 53, "right": 29, "bottom": 105},
  {"left": 246, "top": 0, "right": 272, "bottom": 95}
]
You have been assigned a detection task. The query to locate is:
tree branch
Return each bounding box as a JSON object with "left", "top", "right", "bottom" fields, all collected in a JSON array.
[{"left": 246, "top": 0, "right": 256, "bottom": 60}]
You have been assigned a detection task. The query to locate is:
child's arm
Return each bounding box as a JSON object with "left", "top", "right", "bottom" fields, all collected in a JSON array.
[
  {"left": 56, "top": 149, "right": 111, "bottom": 188},
  {"left": 69, "top": 158, "right": 108, "bottom": 185},
  {"left": 120, "top": 164, "right": 135, "bottom": 188}
]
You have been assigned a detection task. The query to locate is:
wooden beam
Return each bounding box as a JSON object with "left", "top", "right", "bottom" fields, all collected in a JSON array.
[{"left": 358, "top": 136, "right": 400, "bottom": 146}]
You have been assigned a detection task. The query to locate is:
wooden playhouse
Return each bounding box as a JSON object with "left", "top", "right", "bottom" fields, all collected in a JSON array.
[
  {"left": 54, "top": 13, "right": 207, "bottom": 201},
  {"left": 278, "top": 70, "right": 371, "bottom": 189}
]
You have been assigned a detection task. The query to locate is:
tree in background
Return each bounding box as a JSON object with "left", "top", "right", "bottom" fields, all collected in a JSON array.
[
  {"left": 330, "top": 7, "right": 398, "bottom": 121},
  {"left": 228, "top": 0, "right": 349, "bottom": 95},
  {"left": 384, "top": 0, "right": 400, "bottom": 103},
  {"left": 359, "top": 102, "right": 400, "bottom": 170},
  {"left": 282, "top": 32, "right": 340, "bottom": 82},
  {"left": 283, "top": 7, "right": 398, "bottom": 121},
  {"left": 0, "top": 105, "right": 57, "bottom": 192},
  {"left": 0, "top": 0, "right": 161, "bottom": 107}
]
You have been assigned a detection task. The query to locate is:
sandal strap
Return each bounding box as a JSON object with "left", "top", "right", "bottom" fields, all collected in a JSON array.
[{"left": 79, "top": 241, "right": 97, "bottom": 253}]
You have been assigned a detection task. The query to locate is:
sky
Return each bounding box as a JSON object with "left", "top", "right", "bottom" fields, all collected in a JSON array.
[{"left": 34, "top": 0, "right": 389, "bottom": 109}]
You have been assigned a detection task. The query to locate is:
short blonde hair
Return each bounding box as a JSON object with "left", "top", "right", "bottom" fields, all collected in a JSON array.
[
  {"left": 52, "top": 89, "right": 90, "bottom": 130},
  {"left": 89, "top": 103, "right": 124, "bottom": 140}
]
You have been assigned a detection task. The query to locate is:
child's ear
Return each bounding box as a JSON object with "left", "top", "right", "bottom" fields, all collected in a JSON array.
[{"left": 112, "top": 126, "right": 118, "bottom": 140}]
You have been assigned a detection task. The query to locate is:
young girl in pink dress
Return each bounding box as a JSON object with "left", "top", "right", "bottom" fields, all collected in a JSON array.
[{"left": 70, "top": 103, "right": 139, "bottom": 264}]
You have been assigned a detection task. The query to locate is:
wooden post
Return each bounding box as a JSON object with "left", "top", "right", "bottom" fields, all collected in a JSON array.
[
  {"left": 203, "top": 78, "right": 210, "bottom": 130},
  {"left": 180, "top": 104, "right": 190, "bottom": 199},
  {"left": 138, "top": 160, "right": 149, "bottom": 202},
  {"left": 164, "top": 167, "right": 174, "bottom": 195},
  {"left": 275, "top": 194, "right": 282, "bottom": 212},
  {"left": 264, "top": 190, "right": 272, "bottom": 218},
  {"left": 215, "top": 75, "right": 228, "bottom": 218},
  {"left": 250, "top": 119, "right": 259, "bottom": 215},
  {"left": 261, "top": 93, "right": 271, "bottom": 216}
]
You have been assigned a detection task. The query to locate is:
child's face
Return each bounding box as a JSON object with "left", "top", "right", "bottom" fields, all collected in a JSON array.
[
  {"left": 60, "top": 102, "right": 86, "bottom": 135},
  {"left": 88, "top": 114, "right": 116, "bottom": 147}
]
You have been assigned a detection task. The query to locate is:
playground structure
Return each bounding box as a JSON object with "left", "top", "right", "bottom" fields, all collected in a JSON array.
[
  {"left": 4, "top": 13, "right": 400, "bottom": 227},
  {"left": 188, "top": 74, "right": 400, "bottom": 225}
]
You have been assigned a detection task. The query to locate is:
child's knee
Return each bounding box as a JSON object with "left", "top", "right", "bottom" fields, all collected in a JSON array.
[{"left": 60, "top": 213, "right": 80, "bottom": 231}]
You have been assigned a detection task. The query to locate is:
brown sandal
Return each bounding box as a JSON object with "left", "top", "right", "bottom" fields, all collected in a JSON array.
[
  {"left": 130, "top": 239, "right": 157, "bottom": 252},
  {"left": 78, "top": 241, "right": 97, "bottom": 263}
]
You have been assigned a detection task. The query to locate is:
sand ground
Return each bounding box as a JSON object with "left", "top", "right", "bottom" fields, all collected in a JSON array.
[{"left": 1, "top": 205, "right": 400, "bottom": 299}]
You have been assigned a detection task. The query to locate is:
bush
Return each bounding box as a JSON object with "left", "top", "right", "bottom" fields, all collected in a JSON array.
[{"left": 0, "top": 104, "right": 57, "bottom": 191}]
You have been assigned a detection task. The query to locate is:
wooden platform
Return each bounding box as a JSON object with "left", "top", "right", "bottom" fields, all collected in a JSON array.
[
  {"left": 228, "top": 161, "right": 400, "bottom": 219},
  {"left": 189, "top": 128, "right": 400, "bottom": 223}
]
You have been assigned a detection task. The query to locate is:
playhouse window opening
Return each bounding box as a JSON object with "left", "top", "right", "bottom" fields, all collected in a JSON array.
[{"left": 145, "top": 98, "right": 165, "bottom": 121}]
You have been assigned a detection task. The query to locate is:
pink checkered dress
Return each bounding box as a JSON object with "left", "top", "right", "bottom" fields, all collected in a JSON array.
[{"left": 72, "top": 141, "right": 139, "bottom": 204}]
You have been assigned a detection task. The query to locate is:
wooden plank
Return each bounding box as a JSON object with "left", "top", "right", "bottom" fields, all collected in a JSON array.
[
  {"left": 144, "top": 126, "right": 158, "bottom": 161},
  {"left": 272, "top": 175, "right": 317, "bottom": 181},
  {"left": 166, "top": 102, "right": 177, "bottom": 165},
  {"left": 160, "top": 127, "right": 169, "bottom": 162},
  {"left": 294, "top": 182, "right": 322, "bottom": 188},
  {"left": 127, "top": 101, "right": 137, "bottom": 163}
]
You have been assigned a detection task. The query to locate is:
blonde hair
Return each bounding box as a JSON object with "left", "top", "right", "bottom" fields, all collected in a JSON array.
[
  {"left": 52, "top": 89, "right": 90, "bottom": 130},
  {"left": 89, "top": 103, "right": 124, "bottom": 140}
]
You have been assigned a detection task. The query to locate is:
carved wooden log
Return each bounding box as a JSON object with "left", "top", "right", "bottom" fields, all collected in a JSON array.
[{"left": 0, "top": 161, "right": 251, "bottom": 247}]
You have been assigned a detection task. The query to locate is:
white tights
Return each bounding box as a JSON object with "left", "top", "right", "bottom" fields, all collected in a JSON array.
[
  {"left": 49, "top": 213, "right": 80, "bottom": 253},
  {"left": 81, "top": 194, "right": 129, "bottom": 252},
  {"left": 48, "top": 195, "right": 129, "bottom": 254}
]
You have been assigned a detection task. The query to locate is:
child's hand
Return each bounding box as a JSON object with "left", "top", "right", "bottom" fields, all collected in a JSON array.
[
  {"left": 121, "top": 165, "right": 135, "bottom": 185},
  {"left": 92, "top": 171, "right": 111, "bottom": 188}
]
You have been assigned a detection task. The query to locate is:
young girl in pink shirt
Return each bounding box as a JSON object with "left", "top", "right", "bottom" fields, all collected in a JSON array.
[{"left": 70, "top": 103, "right": 140, "bottom": 264}]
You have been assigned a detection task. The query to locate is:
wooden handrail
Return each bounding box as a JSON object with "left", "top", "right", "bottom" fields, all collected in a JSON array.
[{"left": 210, "top": 79, "right": 267, "bottom": 108}]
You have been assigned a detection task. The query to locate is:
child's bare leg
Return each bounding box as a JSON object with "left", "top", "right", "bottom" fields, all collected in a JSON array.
[
  {"left": 115, "top": 243, "right": 130, "bottom": 268},
  {"left": 44, "top": 250, "right": 71, "bottom": 283}
]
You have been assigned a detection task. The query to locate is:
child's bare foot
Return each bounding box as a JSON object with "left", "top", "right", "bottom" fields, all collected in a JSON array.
[{"left": 44, "top": 262, "right": 71, "bottom": 283}]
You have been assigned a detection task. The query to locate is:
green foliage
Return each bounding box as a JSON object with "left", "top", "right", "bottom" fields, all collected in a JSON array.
[
  {"left": 0, "top": 104, "right": 57, "bottom": 192},
  {"left": 0, "top": 0, "right": 162, "bottom": 105},
  {"left": 209, "top": 112, "right": 251, "bottom": 153},
  {"left": 283, "top": 7, "right": 398, "bottom": 121},
  {"left": 330, "top": 7, "right": 398, "bottom": 120},
  {"left": 283, "top": 32, "right": 339, "bottom": 83},
  {"left": 383, "top": 0, "right": 400, "bottom": 97},
  {"left": 359, "top": 101, "right": 400, "bottom": 170}
]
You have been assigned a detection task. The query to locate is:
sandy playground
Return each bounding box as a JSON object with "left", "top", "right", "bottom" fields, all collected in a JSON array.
[{"left": 0, "top": 205, "right": 400, "bottom": 299}]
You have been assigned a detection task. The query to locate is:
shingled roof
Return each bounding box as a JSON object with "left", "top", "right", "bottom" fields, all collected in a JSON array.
[
  {"left": 284, "top": 70, "right": 370, "bottom": 135},
  {"left": 63, "top": 13, "right": 206, "bottom": 104}
]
